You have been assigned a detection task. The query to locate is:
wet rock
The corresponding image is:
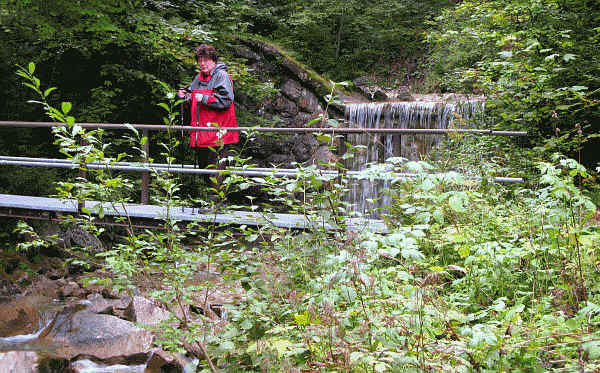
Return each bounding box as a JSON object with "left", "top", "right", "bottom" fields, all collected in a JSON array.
[
  {"left": 0, "top": 295, "right": 52, "bottom": 337},
  {"left": 310, "top": 145, "right": 339, "bottom": 166},
  {"left": 293, "top": 134, "right": 318, "bottom": 162},
  {"left": 42, "top": 310, "right": 153, "bottom": 360},
  {"left": 372, "top": 89, "right": 388, "bottom": 101},
  {"left": 23, "top": 276, "right": 59, "bottom": 299},
  {"left": 102, "top": 287, "right": 124, "bottom": 300},
  {"left": 126, "top": 296, "right": 171, "bottom": 326},
  {"left": 293, "top": 112, "right": 318, "bottom": 127},
  {"left": 60, "top": 281, "right": 83, "bottom": 299},
  {"left": 0, "top": 351, "right": 39, "bottom": 373},
  {"left": 70, "top": 358, "right": 146, "bottom": 373},
  {"left": 145, "top": 348, "right": 190, "bottom": 373},
  {"left": 86, "top": 293, "right": 131, "bottom": 315}
]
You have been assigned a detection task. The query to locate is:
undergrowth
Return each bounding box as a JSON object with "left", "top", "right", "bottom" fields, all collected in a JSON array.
[{"left": 13, "top": 62, "right": 600, "bottom": 372}]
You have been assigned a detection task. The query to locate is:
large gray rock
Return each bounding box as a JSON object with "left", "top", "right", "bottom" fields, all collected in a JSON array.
[
  {"left": 125, "top": 296, "right": 171, "bottom": 326},
  {"left": 42, "top": 310, "right": 153, "bottom": 360},
  {"left": 87, "top": 293, "right": 131, "bottom": 315},
  {"left": 0, "top": 351, "right": 39, "bottom": 373}
]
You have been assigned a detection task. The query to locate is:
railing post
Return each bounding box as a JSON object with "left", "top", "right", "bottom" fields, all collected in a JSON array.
[
  {"left": 140, "top": 128, "right": 150, "bottom": 204},
  {"left": 78, "top": 138, "right": 88, "bottom": 215}
]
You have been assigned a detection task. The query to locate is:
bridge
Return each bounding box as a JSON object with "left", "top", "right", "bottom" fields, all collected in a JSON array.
[{"left": 0, "top": 121, "right": 527, "bottom": 233}]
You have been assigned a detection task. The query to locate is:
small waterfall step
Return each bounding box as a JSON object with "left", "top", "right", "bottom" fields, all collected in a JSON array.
[{"left": 343, "top": 99, "right": 485, "bottom": 216}]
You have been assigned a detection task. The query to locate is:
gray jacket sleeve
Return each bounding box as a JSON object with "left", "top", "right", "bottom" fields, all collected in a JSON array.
[{"left": 202, "top": 70, "right": 234, "bottom": 111}]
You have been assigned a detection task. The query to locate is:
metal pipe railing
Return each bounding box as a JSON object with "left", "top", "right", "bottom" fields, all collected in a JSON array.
[
  {"left": 0, "top": 156, "right": 524, "bottom": 183},
  {"left": 0, "top": 121, "right": 528, "bottom": 136},
  {"left": 0, "top": 120, "right": 527, "bottom": 206}
]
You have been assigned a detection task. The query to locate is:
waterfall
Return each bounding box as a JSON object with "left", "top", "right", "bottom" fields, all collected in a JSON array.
[{"left": 344, "top": 100, "right": 484, "bottom": 217}]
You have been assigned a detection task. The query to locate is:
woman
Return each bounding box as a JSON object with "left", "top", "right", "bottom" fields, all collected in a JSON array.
[{"left": 178, "top": 44, "right": 238, "bottom": 165}]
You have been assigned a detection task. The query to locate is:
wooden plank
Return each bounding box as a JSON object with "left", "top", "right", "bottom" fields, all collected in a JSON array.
[{"left": 0, "top": 194, "right": 388, "bottom": 233}]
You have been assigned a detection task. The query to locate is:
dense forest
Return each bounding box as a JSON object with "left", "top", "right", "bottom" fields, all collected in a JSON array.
[{"left": 1, "top": 0, "right": 600, "bottom": 371}]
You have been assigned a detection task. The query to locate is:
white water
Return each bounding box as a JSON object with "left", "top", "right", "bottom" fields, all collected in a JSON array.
[{"left": 344, "top": 100, "right": 484, "bottom": 216}]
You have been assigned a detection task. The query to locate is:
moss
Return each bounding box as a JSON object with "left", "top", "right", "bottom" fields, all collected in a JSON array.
[{"left": 230, "top": 34, "right": 355, "bottom": 98}]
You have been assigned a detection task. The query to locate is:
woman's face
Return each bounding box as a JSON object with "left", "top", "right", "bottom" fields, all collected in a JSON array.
[{"left": 198, "top": 56, "right": 216, "bottom": 75}]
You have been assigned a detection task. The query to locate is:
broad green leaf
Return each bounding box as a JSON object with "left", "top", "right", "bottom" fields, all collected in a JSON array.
[
  {"left": 43, "top": 87, "right": 57, "bottom": 98},
  {"left": 157, "top": 102, "right": 170, "bottom": 112},
  {"left": 61, "top": 102, "right": 72, "bottom": 115}
]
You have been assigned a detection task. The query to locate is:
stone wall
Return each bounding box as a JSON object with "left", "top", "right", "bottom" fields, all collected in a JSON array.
[{"left": 233, "top": 38, "right": 353, "bottom": 167}]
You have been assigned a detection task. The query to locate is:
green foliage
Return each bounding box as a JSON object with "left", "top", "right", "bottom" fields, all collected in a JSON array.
[
  {"left": 11, "top": 13, "right": 600, "bottom": 369},
  {"left": 425, "top": 0, "right": 600, "bottom": 164},
  {"left": 250, "top": 0, "right": 449, "bottom": 81}
]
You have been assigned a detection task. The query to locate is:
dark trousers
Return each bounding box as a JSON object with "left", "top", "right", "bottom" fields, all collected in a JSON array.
[{"left": 193, "top": 147, "right": 230, "bottom": 200}]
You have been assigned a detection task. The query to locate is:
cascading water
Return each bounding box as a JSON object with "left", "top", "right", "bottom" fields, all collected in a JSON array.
[{"left": 344, "top": 100, "right": 484, "bottom": 217}]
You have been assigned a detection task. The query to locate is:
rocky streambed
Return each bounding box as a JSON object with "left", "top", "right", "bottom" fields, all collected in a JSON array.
[{"left": 0, "top": 249, "right": 238, "bottom": 373}]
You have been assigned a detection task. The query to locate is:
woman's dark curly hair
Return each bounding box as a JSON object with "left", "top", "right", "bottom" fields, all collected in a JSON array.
[{"left": 194, "top": 44, "right": 218, "bottom": 62}]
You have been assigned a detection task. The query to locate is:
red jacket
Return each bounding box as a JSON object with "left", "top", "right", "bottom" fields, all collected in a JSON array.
[{"left": 185, "top": 62, "right": 238, "bottom": 147}]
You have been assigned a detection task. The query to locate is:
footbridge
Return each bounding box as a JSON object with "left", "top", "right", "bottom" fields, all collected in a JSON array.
[{"left": 0, "top": 121, "right": 527, "bottom": 233}]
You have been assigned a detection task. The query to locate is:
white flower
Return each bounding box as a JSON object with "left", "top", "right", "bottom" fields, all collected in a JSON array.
[{"left": 166, "top": 92, "right": 174, "bottom": 99}]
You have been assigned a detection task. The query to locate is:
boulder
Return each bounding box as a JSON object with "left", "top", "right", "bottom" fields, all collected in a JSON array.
[
  {"left": 60, "top": 281, "right": 84, "bottom": 299},
  {"left": 126, "top": 296, "right": 171, "bottom": 326},
  {"left": 0, "top": 351, "right": 39, "bottom": 373},
  {"left": 86, "top": 293, "right": 131, "bottom": 315},
  {"left": 145, "top": 348, "right": 191, "bottom": 373},
  {"left": 42, "top": 310, "right": 153, "bottom": 360}
]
